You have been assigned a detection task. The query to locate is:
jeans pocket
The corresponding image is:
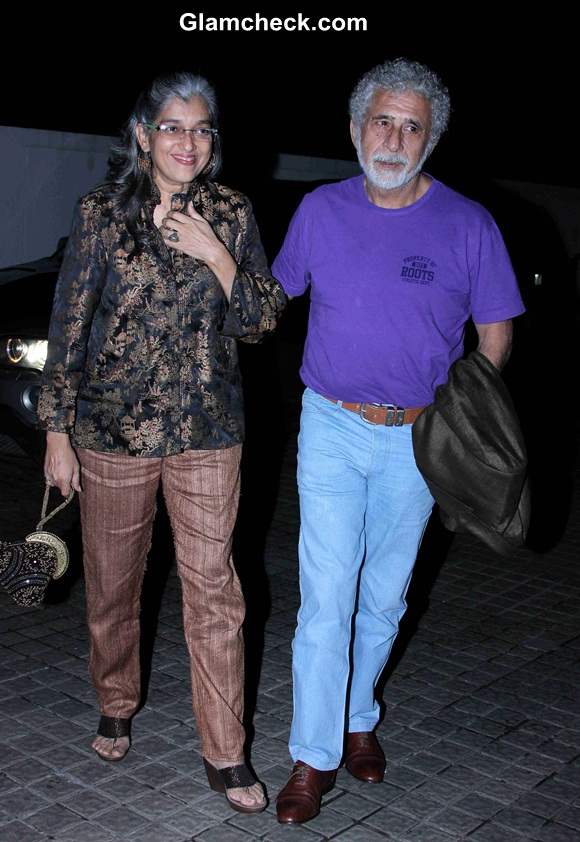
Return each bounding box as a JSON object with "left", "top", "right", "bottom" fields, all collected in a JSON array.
[{"left": 302, "top": 387, "right": 339, "bottom": 415}]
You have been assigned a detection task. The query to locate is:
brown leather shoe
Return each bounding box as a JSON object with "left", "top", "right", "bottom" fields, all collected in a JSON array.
[
  {"left": 344, "top": 731, "right": 386, "bottom": 783},
  {"left": 276, "top": 761, "right": 337, "bottom": 823}
]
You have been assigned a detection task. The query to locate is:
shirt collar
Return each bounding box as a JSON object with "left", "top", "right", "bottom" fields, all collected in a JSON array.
[{"left": 144, "top": 177, "right": 205, "bottom": 210}]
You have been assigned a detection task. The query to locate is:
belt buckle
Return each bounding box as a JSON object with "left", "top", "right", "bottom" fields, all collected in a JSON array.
[
  {"left": 360, "top": 403, "right": 405, "bottom": 426},
  {"left": 359, "top": 402, "right": 381, "bottom": 425}
]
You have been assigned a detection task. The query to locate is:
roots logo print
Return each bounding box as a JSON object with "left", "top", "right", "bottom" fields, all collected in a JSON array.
[{"left": 400, "top": 256, "right": 437, "bottom": 285}]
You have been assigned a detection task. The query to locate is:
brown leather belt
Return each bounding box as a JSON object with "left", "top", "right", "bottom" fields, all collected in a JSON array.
[{"left": 324, "top": 397, "right": 425, "bottom": 426}]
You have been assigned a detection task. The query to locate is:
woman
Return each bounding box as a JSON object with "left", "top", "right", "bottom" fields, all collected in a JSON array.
[{"left": 39, "top": 72, "right": 286, "bottom": 813}]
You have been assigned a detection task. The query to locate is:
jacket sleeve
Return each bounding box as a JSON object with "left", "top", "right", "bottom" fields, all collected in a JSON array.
[
  {"left": 37, "top": 197, "right": 107, "bottom": 433},
  {"left": 219, "top": 198, "right": 287, "bottom": 342}
]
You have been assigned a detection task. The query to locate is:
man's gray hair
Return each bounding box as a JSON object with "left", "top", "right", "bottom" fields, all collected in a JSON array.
[{"left": 349, "top": 58, "right": 451, "bottom": 153}]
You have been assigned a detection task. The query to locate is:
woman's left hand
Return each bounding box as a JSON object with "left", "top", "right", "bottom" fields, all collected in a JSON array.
[
  {"left": 161, "top": 202, "right": 237, "bottom": 298},
  {"left": 162, "top": 202, "right": 224, "bottom": 264}
]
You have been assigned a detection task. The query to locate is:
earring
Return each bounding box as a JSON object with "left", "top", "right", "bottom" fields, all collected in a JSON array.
[
  {"left": 202, "top": 153, "right": 216, "bottom": 175},
  {"left": 138, "top": 150, "right": 151, "bottom": 173}
]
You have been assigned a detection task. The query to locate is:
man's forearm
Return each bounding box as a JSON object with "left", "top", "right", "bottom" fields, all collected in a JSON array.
[{"left": 474, "top": 320, "right": 513, "bottom": 371}]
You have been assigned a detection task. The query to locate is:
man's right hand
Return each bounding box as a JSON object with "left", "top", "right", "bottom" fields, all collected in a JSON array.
[{"left": 44, "top": 431, "right": 82, "bottom": 497}]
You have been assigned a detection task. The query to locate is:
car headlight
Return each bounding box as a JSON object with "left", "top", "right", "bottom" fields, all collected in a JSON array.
[{"left": 5, "top": 338, "right": 48, "bottom": 371}]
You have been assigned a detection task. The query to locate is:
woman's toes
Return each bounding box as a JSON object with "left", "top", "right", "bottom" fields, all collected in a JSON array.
[
  {"left": 228, "top": 782, "right": 266, "bottom": 809},
  {"left": 92, "top": 735, "right": 130, "bottom": 759}
]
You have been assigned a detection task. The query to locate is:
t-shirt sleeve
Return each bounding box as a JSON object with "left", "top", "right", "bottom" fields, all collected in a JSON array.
[
  {"left": 271, "top": 196, "right": 312, "bottom": 297},
  {"left": 469, "top": 214, "right": 526, "bottom": 324}
]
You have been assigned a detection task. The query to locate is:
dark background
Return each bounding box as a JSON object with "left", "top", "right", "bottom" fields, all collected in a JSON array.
[{"left": 2, "top": 6, "right": 577, "bottom": 190}]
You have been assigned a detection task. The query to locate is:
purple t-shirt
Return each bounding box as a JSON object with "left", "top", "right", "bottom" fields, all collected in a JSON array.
[{"left": 272, "top": 175, "right": 525, "bottom": 407}]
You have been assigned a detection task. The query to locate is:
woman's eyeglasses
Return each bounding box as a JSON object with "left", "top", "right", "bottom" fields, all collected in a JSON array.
[{"left": 144, "top": 123, "right": 217, "bottom": 142}]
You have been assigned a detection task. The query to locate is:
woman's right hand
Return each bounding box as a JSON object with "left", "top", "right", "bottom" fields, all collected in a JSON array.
[{"left": 44, "top": 432, "right": 82, "bottom": 497}]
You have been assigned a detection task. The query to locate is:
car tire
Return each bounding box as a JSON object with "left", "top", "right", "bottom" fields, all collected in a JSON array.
[{"left": 0, "top": 433, "right": 28, "bottom": 457}]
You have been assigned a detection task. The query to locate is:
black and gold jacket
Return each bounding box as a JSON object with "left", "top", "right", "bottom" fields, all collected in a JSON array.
[{"left": 38, "top": 180, "right": 287, "bottom": 456}]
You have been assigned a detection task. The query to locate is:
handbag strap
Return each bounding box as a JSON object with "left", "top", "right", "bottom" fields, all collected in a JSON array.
[{"left": 36, "top": 483, "right": 75, "bottom": 530}]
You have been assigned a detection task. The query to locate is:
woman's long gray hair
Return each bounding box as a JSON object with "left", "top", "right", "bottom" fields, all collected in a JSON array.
[
  {"left": 349, "top": 58, "right": 450, "bottom": 155},
  {"left": 104, "top": 71, "right": 222, "bottom": 231}
]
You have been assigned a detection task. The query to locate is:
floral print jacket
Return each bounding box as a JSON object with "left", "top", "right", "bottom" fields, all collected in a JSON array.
[{"left": 38, "top": 179, "right": 287, "bottom": 456}]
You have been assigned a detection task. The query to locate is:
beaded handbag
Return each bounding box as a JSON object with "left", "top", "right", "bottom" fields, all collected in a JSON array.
[{"left": 0, "top": 484, "right": 74, "bottom": 607}]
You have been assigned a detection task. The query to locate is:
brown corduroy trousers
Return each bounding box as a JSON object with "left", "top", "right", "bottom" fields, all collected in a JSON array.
[{"left": 77, "top": 445, "right": 246, "bottom": 761}]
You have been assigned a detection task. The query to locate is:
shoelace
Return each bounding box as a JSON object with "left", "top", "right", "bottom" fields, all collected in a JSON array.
[{"left": 290, "top": 764, "right": 311, "bottom": 782}]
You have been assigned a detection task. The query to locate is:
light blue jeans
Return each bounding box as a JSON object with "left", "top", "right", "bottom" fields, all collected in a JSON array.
[{"left": 289, "top": 388, "right": 434, "bottom": 770}]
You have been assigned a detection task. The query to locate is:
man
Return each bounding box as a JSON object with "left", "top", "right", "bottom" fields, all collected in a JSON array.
[{"left": 272, "top": 58, "right": 525, "bottom": 824}]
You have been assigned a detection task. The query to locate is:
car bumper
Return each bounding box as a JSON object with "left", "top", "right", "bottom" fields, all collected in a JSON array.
[{"left": 0, "top": 368, "right": 42, "bottom": 428}]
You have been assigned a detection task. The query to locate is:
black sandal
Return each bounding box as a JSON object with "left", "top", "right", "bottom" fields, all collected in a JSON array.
[
  {"left": 203, "top": 758, "right": 267, "bottom": 814},
  {"left": 93, "top": 715, "right": 131, "bottom": 762}
]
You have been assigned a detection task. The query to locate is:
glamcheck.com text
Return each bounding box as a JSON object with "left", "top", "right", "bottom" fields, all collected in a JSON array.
[{"left": 179, "top": 13, "right": 368, "bottom": 32}]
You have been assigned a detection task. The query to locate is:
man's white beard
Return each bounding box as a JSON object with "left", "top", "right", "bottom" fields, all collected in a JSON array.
[{"left": 356, "top": 147, "right": 429, "bottom": 191}]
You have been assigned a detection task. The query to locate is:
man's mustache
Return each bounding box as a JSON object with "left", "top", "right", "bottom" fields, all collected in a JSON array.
[{"left": 371, "top": 154, "right": 408, "bottom": 166}]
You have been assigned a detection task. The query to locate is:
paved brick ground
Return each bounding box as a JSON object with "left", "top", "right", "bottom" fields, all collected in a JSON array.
[{"left": 1, "top": 404, "right": 579, "bottom": 841}]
